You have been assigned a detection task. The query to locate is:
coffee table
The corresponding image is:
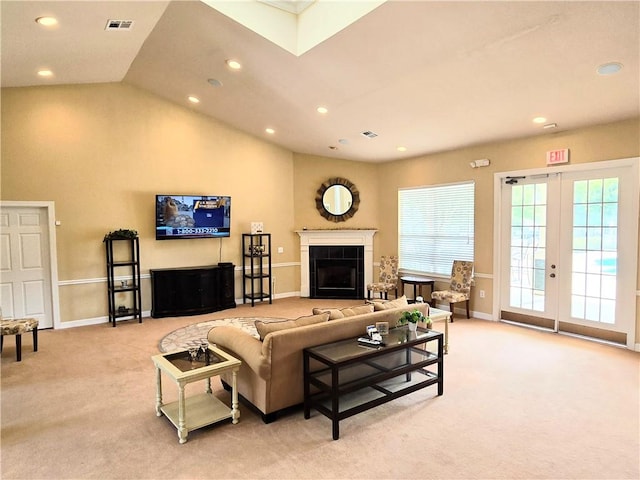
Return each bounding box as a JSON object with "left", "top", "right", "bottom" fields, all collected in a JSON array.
[
  {"left": 304, "top": 326, "right": 443, "bottom": 440},
  {"left": 152, "top": 345, "right": 241, "bottom": 443}
]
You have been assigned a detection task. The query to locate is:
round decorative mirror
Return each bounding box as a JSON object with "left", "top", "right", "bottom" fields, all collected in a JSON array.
[{"left": 315, "top": 177, "right": 360, "bottom": 222}]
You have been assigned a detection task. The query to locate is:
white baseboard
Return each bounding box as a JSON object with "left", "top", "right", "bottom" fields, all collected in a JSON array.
[
  {"left": 57, "top": 292, "right": 304, "bottom": 329},
  {"left": 431, "top": 303, "right": 494, "bottom": 321},
  {"left": 57, "top": 310, "right": 152, "bottom": 329}
]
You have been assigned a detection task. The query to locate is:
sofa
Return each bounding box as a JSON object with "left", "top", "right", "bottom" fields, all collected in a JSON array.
[{"left": 208, "top": 296, "right": 428, "bottom": 422}]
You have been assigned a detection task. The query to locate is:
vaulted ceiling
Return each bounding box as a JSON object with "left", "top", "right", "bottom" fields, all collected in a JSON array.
[{"left": 2, "top": 1, "right": 638, "bottom": 162}]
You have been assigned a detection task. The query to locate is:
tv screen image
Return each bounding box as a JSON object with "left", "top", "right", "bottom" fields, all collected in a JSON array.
[{"left": 155, "top": 195, "right": 231, "bottom": 240}]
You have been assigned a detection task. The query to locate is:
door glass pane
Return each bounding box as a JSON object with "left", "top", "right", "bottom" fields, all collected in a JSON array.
[
  {"left": 571, "top": 177, "right": 618, "bottom": 323},
  {"left": 509, "top": 182, "right": 546, "bottom": 311}
]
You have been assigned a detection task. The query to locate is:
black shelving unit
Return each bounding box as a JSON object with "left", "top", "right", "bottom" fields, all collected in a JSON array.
[
  {"left": 242, "top": 233, "right": 272, "bottom": 306},
  {"left": 105, "top": 237, "right": 142, "bottom": 327}
]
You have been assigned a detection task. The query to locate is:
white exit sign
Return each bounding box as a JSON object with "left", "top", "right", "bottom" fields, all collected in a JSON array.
[{"left": 546, "top": 148, "right": 570, "bottom": 165}]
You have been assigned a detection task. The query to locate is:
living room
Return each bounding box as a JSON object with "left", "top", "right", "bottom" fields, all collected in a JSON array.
[
  {"left": 1, "top": 2, "right": 640, "bottom": 478},
  {"left": 2, "top": 1, "right": 639, "bottom": 338},
  {"left": 3, "top": 82, "right": 639, "bottom": 334}
]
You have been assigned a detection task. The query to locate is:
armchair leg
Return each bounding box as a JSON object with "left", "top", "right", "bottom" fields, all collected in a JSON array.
[
  {"left": 466, "top": 300, "right": 470, "bottom": 319},
  {"left": 449, "top": 303, "right": 454, "bottom": 322},
  {"left": 16, "top": 334, "right": 22, "bottom": 362}
]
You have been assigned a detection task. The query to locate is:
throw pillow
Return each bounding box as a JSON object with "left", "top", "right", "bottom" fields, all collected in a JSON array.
[
  {"left": 312, "top": 307, "right": 345, "bottom": 320},
  {"left": 372, "top": 295, "right": 409, "bottom": 311},
  {"left": 340, "top": 304, "right": 375, "bottom": 317},
  {"left": 255, "top": 312, "right": 330, "bottom": 340}
]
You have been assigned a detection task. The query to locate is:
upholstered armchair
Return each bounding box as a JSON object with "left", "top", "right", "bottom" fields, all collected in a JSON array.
[
  {"left": 367, "top": 255, "right": 399, "bottom": 299},
  {"left": 431, "top": 260, "right": 474, "bottom": 321}
]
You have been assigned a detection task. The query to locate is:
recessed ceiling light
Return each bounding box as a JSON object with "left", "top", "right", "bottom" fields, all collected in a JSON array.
[
  {"left": 532, "top": 117, "right": 547, "bottom": 124},
  {"left": 316, "top": 106, "right": 328, "bottom": 114},
  {"left": 35, "top": 16, "right": 58, "bottom": 27},
  {"left": 328, "top": 146, "right": 338, "bottom": 150},
  {"left": 265, "top": 128, "right": 275, "bottom": 135},
  {"left": 37, "top": 69, "right": 53, "bottom": 77},
  {"left": 397, "top": 146, "right": 407, "bottom": 152},
  {"left": 207, "top": 78, "right": 223, "bottom": 87},
  {"left": 338, "top": 139, "right": 349, "bottom": 145},
  {"left": 597, "top": 62, "right": 623, "bottom": 75},
  {"left": 187, "top": 96, "right": 200, "bottom": 104},
  {"left": 226, "top": 59, "right": 242, "bottom": 70}
]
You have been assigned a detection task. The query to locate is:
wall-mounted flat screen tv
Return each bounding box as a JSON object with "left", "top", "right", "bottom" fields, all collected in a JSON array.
[{"left": 155, "top": 195, "right": 231, "bottom": 240}]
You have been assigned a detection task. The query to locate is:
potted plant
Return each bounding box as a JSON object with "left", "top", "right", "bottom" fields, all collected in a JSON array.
[
  {"left": 103, "top": 229, "right": 138, "bottom": 242},
  {"left": 399, "top": 309, "right": 432, "bottom": 332}
]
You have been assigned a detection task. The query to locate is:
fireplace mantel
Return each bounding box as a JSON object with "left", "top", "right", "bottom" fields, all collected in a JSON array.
[{"left": 296, "top": 229, "right": 377, "bottom": 297}]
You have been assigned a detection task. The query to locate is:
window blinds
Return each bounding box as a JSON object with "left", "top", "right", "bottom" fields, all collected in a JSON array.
[{"left": 398, "top": 181, "right": 475, "bottom": 276}]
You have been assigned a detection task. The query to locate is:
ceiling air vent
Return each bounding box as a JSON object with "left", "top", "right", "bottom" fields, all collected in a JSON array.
[
  {"left": 105, "top": 20, "right": 134, "bottom": 31},
  {"left": 361, "top": 130, "right": 378, "bottom": 139}
]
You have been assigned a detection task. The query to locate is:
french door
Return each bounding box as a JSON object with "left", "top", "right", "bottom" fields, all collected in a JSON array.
[{"left": 499, "top": 160, "right": 638, "bottom": 348}]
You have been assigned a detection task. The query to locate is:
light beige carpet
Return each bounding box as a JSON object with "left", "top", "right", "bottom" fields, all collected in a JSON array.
[{"left": 1, "top": 297, "right": 639, "bottom": 479}]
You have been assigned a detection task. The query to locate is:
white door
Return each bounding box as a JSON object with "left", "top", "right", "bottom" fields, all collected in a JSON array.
[
  {"left": 500, "top": 174, "right": 560, "bottom": 325},
  {"left": 0, "top": 206, "right": 53, "bottom": 328},
  {"left": 499, "top": 161, "right": 638, "bottom": 348}
]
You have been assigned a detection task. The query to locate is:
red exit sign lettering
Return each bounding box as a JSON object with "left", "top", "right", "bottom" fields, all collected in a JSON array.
[{"left": 546, "top": 148, "right": 570, "bottom": 165}]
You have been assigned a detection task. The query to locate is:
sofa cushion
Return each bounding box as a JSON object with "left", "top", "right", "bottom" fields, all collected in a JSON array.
[
  {"left": 372, "top": 295, "right": 409, "bottom": 311},
  {"left": 312, "top": 308, "right": 345, "bottom": 320},
  {"left": 340, "top": 304, "right": 375, "bottom": 317},
  {"left": 313, "top": 304, "right": 375, "bottom": 319},
  {"left": 255, "top": 312, "right": 330, "bottom": 340}
]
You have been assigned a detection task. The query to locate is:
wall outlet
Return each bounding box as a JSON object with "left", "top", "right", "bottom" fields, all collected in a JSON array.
[
  {"left": 277, "top": 246, "right": 284, "bottom": 253},
  {"left": 479, "top": 290, "right": 485, "bottom": 298}
]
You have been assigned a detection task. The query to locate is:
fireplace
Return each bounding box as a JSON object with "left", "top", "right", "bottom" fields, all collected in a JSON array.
[
  {"left": 310, "top": 246, "right": 364, "bottom": 299},
  {"left": 296, "top": 229, "right": 377, "bottom": 298}
]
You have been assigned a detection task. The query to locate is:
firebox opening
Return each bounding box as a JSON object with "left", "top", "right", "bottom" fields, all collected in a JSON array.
[
  {"left": 317, "top": 261, "right": 356, "bottom": 291},
  {"left": 309, "top": 245, "right": 364, "bottom": 299}
]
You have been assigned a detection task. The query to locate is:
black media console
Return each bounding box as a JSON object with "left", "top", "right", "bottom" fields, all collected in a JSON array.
[{"left": 150, "top": 264, "right": 236, "bottom": 318}]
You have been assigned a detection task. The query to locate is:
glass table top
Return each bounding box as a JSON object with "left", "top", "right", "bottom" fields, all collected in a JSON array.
[
  {"left": 305, "top": 326, "right": 440, "bottom": 364},
  {"left": 163, "top": 348, "right": 226, "bottom": 372}
]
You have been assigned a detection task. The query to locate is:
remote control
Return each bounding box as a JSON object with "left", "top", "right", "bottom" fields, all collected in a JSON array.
[{"left": 357, "top": 337, "right": 385, "bottom": 347}]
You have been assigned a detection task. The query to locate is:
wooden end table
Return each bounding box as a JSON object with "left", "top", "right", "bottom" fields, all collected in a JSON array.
[
  {"left": 400, "top": 276, "right": 435, "bottom": 305},
  {"left": 152, "top": 345, "right": 241, "bottom": 444},
  {"left": 429, "top": 307, "right": 452, "bottom": 354}
]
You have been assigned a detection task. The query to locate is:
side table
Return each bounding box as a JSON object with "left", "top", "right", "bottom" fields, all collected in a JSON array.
[
  {"left": 400, "top": 276, "right": 435, "bottom": 305},
  {"left": 429, "top": 307, "right": 452, "bottom": 354},
  {"left": 152, "top": 345, "right": 241, "bottom": 444}
]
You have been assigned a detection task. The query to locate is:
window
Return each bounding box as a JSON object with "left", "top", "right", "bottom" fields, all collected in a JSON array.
[
  {"left": 570, "top": 177, "right": 618, "bottom": 323},
  {"left": 398, "top": 181, "right": 475, "bottom": 276}
]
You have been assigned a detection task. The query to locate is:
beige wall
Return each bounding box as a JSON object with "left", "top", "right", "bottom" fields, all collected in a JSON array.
[
  {"left": 2, "top": 83, "right": 639, "bottom": 343},
  {"left": 1, "top": 83, "right": 297, "bottom": 322},
  {"left": 372, "top": 119, "right": 640, "bottom": 316},
  {"left": 292, "top": 154, "right": 379, "bottom": 231}
]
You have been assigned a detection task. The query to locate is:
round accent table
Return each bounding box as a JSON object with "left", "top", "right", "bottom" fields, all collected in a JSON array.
[{"left": 400, "top": 276, "right": 436, "bottom": 305}]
